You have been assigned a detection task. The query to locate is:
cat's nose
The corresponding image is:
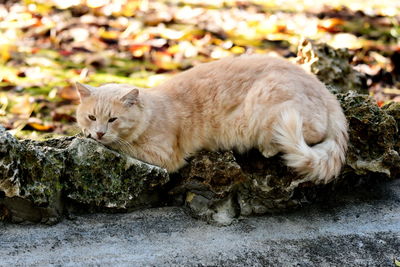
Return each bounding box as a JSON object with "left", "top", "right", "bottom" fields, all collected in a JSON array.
[{"left": 96, "top": 132, "right": 105, "bottom": 139}]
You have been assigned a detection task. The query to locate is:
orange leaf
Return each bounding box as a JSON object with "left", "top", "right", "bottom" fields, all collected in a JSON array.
[
  {"left": 318, "top": 18, "right": 344, "bottom": 33},
  {"left": 129, "top": 44, "right": 151, "bottom": 58},
  {"left": 27, "top": 122, "right": 54, "bottom": 132}
]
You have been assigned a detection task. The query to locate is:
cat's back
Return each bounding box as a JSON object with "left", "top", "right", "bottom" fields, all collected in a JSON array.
[
  {"left": 157, "top": 55, "right": 329, "bottom": 110},
  {"left": 160, "top": 54, "right": 320, "bottom": 92}
]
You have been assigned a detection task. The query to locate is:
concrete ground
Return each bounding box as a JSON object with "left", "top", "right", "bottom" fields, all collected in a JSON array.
[{"left": 1, "top": 179, "right": 400, "bottom": 266}]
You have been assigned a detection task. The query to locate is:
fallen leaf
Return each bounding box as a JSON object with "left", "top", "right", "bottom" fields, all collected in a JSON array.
[
  {"left": 52, "top": 104, "right": 77, "bottom": 122},
  {"left": 328, "top": 33, "right": 363, "bottom": 49},
  {"left": 318, "top": 18, "right": 344, "bottom": 33},
  {"left": 210, "top": 47, "right": 231, "bottom": 59},
  {"left": 230, "top": 46, "right": 245, "bottom": 54},
  {"left": 129, "top": 44, "right": 151, "bottom": 58},
  {"left": 10, "top": 96, "right": 33, "bottom": 117},
  {"left": 27, "top": 122, "right": 55, "bottom": 132},
  {"left": 99, "top": 28, "right": 120, "bottom": 41},
  {"left": 153, "top": 51, "right": 180, "bottom": 70},
  {"left": 160, "top": 28, "right": 185, "bottom": 40},
  {"left": 58, "top": 86, "right": 79, "bottom": 101},
  {"left": 52, "top": 112, "right": 76, "bottom": 122},
  {"left": 59, "top": 50, "right": 73, "bottom": 56}
]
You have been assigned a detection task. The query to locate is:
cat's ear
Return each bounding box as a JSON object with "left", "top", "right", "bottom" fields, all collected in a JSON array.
[
  {"left": 121, "top": 88, "right": 139, "bottom": 107},
  {"left": 75, "top": 82, "right": 93, "bottom": 99}
]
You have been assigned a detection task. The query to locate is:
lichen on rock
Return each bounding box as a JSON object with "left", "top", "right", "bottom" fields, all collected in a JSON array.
[
  {"left": 175, "top": 91, "right": 400, "bottom": 225},
  {"left": 65, "top": 138, "right": 169, "bottom": 212},
  {"left": 296, "top": 39, "right": 366, "bottom": 93},
  {"left": 0, "top": 127, "right": 65, "bottom": 224},
  {"left": 338, "top": 92, "right": 399, "bottom": 178},
  {"left": 0, "top": 128, "right": 169, "bottom": 224}
]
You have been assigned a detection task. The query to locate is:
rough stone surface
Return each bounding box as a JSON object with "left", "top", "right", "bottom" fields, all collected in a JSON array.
[
  {"left": 1, "top": 179, "right": 399, "bottom": 266},
  {"left": 296, "top": 39, "right": 366, "bottom": 93},
  {"left": 0, "top": 129, "right": 169, "bottom": 224},
  {"left": 176, "top": 91, "right": 400, "bottom": 224},
  {"left": 383, "top": 101, "right": 400, "bottom": 152},
  {"left": 338, "top": 92, "right": 400, "bottom": 178}
]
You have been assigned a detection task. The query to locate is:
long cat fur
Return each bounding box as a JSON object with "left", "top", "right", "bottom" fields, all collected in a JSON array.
[{"left": 76, "top": 54, "right": 348, "bottom": 184}]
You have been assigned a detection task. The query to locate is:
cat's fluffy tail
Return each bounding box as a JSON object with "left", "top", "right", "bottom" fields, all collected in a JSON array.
[{"left": 273, "top": 106, "right": 348, "bottom": 184}]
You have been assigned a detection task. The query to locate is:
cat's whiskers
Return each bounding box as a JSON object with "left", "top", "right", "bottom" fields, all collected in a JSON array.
[{"left": 112, "top": 136, "right": 135, "bottom": 156}]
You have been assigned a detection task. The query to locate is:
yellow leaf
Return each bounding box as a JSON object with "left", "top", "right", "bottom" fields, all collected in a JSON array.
[
  {"left": 153, "top": 51, "right": 180, "bottom": 70},
  {"left": 394, "top": 258, "right": 400, "bottom": 267},
  {"left": 231, "top": 46, "right": 245, "bottom": 54},
  {"left": 99, "top": 29, "right": 119, "bottom": 40},
  {"left": 167, "top": 44, "right": 180, "bottom": 55},
  {"left": 0, "top": 44, "right": 11, "bottom": 62}
]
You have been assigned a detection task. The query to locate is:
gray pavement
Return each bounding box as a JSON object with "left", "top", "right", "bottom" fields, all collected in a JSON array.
[{"left": 1, "top": 179, "right": 400, "bottom": 266}]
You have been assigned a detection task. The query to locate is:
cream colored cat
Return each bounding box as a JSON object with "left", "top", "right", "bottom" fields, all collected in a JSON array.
[{"left": 76, "top": 55, "right": 348, "bottom": 184}]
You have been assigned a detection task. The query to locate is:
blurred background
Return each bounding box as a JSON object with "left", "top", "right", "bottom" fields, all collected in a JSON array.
[{"left": 0, "top": 0, "right": 399, "bottom": 139}]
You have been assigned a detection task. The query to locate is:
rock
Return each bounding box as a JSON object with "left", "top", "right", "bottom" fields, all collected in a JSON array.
[
  {"left": 382, "top": 101, "right": 400, "bottom": 152},
  {"left": 0, "top": 128, "right": 66, "bottom": 224},
  {"left": 176, "top": 91, "right": 400, "bottom": 225},
  {"left": 0, "top": 128, "right": 169, "bottom": 224},
  {"left": 338, "top": 92, "right": 399, "bottom": 178},
  {"left": 172, "top": 151, "right": 244, "bottom": 225},
  {"left": 296, "top": 39, "right": 366, "bottom": 93},
  {"left": 64, "top": 138, "right": 169, "bottom": 213}
]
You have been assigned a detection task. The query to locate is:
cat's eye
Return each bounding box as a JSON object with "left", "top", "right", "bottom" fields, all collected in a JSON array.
[
  {"left": 108, "top": 117, "right": 117, "bottom": 123},
  {"left": 88, "top": 115, "right": 96, "bottom": 121}
]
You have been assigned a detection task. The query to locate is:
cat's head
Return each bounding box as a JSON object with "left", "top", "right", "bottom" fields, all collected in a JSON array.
[{"left": 75, "top": 83, "right": 144, "bottom": 145}]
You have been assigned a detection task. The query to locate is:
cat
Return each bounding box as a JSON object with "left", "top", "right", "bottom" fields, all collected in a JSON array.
[{"left": 76, "top": 54, "right": 348, "bottom": 184}]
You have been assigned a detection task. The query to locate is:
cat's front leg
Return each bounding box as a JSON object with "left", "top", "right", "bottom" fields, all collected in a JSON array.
[{"left": 128, "top": 143, "right": 184, "bottom": 172}]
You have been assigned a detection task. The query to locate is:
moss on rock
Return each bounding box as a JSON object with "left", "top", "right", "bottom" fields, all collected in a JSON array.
[
  {"left": 176, "top": 91, "right": 400, "bottom": 225},
  {"left": 0, "top": 129, "right": 169, "bottom": 224},
  {"left": 296, "top": 40, "right": 366, "bottom": 93}
]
